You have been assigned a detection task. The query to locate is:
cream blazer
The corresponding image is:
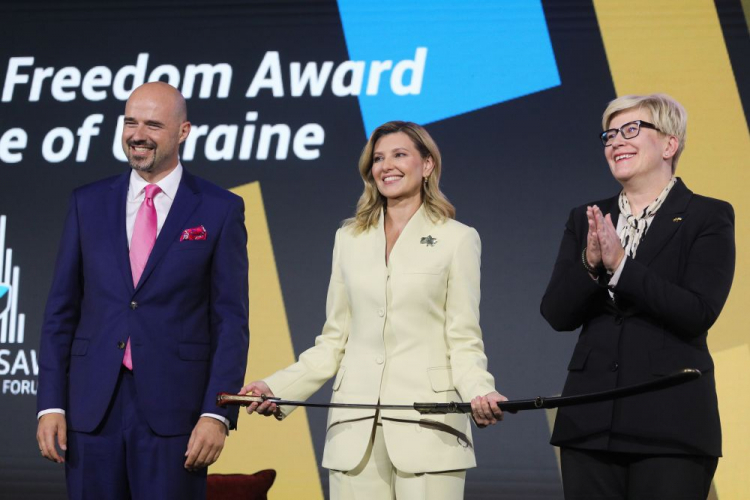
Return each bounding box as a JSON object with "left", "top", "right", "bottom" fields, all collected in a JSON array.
[{"left": 264, "top": 205, "right": 496, "bottom": 473}]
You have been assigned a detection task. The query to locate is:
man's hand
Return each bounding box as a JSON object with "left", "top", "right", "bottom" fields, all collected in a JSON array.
[
  {"left": 184, "top": 417, "right": 226, "bottom": 471},
  {"left": 37, "top": 413, "right": 67, "bottom": 463}
]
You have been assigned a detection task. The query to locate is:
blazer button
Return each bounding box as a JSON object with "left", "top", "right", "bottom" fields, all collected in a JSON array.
[
  {"left": 375, "top": 356, "right": 384, "bottom": 365},
  {"left": 130, "top": 301, "right": 138, "bottom": 310},
  {"left": 610, "top": 362, "right": 619, "bottom": 372},
  {"left": 377, "top": 308, "right": 385, "bottom": 317},
  {"left": 614, "top": 315, "right": 623, "bottom": 325},
  {"left": 117, "top": 341, "right": 126, "bottom": 349}
]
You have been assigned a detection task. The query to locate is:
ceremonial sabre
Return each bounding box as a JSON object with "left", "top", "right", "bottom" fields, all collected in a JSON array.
[{"left": 217, "top": 368, "right": 700, "bottom": 415}]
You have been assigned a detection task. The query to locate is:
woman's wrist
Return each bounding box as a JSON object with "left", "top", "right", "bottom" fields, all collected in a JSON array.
[
  {"left": 605, "top": 251, "right": 626, "bottom": 274},
  {"left": 582, "top": 248, "right": 602, "bottom": 276}
]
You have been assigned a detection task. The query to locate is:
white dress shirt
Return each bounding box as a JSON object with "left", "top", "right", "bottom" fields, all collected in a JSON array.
[{"left": 126, "top": 163, "right": 183, "bottom": 246}]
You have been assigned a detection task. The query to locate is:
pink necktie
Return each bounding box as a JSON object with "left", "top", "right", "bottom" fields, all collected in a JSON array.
[{"left": 124, "top": 183, "right": 162, "bottom": 370}]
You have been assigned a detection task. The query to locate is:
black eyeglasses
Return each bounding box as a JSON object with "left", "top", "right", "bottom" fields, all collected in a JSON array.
[{"left": 600, "top": 120, "right": 662, "bottom": 147}]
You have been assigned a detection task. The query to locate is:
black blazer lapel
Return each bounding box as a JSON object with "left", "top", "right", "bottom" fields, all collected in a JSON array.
[
  {"left": 134, "top": 169, "right": 202, "bottom": 292},
  {"left": 602, "top": 196, "right": 619, "bottom": 229},
  {"left": 631, "top": 178, "right": 692, "bottom": 266},
  {"left": 106, "top": 172, "right": 135, "bottom": 294}
]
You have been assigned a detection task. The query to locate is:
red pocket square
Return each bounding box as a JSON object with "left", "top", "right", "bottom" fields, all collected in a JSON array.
[{"left": 180, "top": 225, "right": 207, "bottom": 241}]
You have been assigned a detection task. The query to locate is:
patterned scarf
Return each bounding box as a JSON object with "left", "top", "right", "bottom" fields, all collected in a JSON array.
[{"left": 618, "top": 177, "right": 677, "bottom": 258}]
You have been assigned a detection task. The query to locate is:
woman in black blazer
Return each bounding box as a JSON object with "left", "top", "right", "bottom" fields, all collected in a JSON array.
[{"left": 541, "top": 93, "right": 735, "bottom": 500}]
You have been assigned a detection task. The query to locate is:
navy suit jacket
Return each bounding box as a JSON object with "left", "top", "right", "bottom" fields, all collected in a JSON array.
[
  {"left": 38, "top": 168, "right": 249, "bottom": 436},
  {"left": 541, "top": 178, "right": 734, "bottom": 457}
]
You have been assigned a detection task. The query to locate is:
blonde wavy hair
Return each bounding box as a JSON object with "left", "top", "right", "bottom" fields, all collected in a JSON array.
[
  {"left": 344, "top": 121, "right": 455, "bottom": 232},
  {"left": 602, "top": 93, "right": 688, "bottom": 171}
]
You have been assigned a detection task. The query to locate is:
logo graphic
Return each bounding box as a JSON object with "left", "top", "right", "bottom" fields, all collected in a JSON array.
[
  {"left": 0, "top": 215, "right": 36, "bottom": 397},
  {"left": 0, "top": 215, "right": 25, "bottom": 344},
  {"left": 337, "top": 0, "right": 560, "bottom": 135}
]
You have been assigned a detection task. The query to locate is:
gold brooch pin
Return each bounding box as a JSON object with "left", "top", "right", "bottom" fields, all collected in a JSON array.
[
  {"left": 420, "top": 235, "right": 437, "bottom": 247},
  {"left": 673, "top": 217, "right": 683, "bottom": 222}
]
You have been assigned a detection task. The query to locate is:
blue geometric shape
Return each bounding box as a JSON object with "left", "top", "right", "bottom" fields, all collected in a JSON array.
[
  {"left": 0, "top": 285, "right": 9, "bottom": 317},
  {"left": 337, "top": 0, "right": 560, "bottom": 136}
]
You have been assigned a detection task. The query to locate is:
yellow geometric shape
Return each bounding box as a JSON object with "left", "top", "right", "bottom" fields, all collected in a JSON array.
[
  {"left": 210, "top": 181, "right": 324, "bottom": 500},
  {"left": 593, "top": 1, "right": 750, "bottom": 496},
  {"left": 713, "top": 344, "right": 750, "bottom": 497},
  {"left": 544, "top": 406, "right": 561, "bottom": 480}
]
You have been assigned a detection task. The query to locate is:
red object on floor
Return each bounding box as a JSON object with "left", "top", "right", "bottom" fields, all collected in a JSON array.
[{"left": 206, "top": 470, "right": 277, "bottom": 500}]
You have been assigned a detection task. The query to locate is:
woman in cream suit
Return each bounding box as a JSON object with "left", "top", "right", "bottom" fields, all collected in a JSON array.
[{"left": 240, "top": 121, "right": 506, "bottom": 499}]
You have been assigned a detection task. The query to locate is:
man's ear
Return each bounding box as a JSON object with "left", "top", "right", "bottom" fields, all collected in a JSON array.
[{"left": 179, "top": 121, "right": 191, "bottom": 144}]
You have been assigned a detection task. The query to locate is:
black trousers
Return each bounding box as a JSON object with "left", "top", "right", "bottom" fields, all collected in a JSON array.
[{"left": 560, "top": 447, "right": 718, "bottom": 500}]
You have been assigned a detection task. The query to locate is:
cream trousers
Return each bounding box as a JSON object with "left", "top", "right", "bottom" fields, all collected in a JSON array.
[{"left": 329, "top": 421, "right": 466, "bottom": 500}]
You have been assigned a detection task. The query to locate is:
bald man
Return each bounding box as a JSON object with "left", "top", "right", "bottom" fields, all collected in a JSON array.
[{"left": 36, "top": 82, "right": 249, "bottom": 499}]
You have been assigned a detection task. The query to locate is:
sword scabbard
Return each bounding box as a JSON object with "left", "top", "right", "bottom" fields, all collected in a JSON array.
[
  {"left": 216, "top": 369, "right": 701, "bottom": 413},
  {"left": 413, "top": 402, "right": 471, "bottom": 414}
]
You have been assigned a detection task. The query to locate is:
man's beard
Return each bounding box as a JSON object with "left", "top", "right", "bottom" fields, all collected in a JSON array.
[
  {"left": 129, "top": 157, "right": 155, "bottom": 172},
  {"left": 126, "top": 140, "right": 157, "bottom": 172}
]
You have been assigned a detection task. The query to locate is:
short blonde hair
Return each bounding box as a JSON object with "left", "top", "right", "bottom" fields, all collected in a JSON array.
[
  {"left": 602, "top": 93, "right": 687, "bottom": 171},
  {"left": 345, "top": 121, "right": 455, "bottom": 232}
]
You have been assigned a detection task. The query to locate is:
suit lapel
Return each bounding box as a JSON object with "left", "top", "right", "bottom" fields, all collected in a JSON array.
[
  {"left": 375, "top": 209, "right": 387, "bottom": 266},
  {"left": 387, "top": 204, "right": 429, "bottom": 265},
  {"left": 631, "top": 178, "right": 692, "bottom": 266},
  {"left": 134, "top": 169, "right": 202, "bottom": 292},
  {"left": 107, "top": 172, "right": 135, "bottom": 294}
]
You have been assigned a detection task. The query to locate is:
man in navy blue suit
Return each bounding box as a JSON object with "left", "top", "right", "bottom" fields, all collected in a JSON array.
[{"left": 36, "top": 82, "right": 249, "bottom": 499}]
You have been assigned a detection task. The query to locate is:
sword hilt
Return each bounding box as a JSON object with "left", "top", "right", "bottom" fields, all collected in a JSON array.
[{"left": 216, "top": 393, "right": 280, "bottom": 407}]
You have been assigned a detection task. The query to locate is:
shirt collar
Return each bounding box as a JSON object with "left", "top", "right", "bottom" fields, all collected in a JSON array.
[{"left": 128, "top": 162, "right": 183, "bottom": 201}]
